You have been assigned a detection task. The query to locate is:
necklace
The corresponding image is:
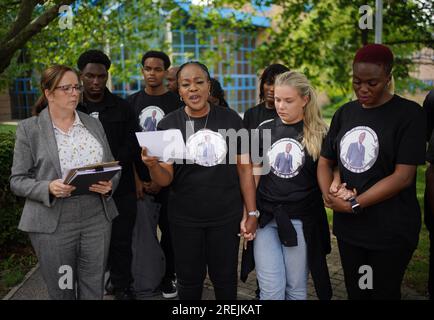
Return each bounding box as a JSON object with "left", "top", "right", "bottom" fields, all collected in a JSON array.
[{"left": 186, "top": 107, "right": 210, "bottom": 133}]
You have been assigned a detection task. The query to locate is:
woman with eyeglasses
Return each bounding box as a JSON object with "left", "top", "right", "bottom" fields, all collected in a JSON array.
[{"left": 10, "top": 64, "right": 120, "bottom": 299}]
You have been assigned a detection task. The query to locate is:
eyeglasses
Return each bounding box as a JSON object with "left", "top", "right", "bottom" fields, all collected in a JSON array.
[{"left": 54, "top": 84, "right": 84, "bottom": 94}]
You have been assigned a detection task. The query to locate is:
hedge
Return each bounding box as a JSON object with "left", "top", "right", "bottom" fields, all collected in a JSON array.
[{"left": 0, "top": 131, "right": 27, "bottom": 247}]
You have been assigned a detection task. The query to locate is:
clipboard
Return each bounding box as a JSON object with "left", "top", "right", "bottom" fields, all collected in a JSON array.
[{"left": 63, "top": 161, "right": 121, "bottom": 195}]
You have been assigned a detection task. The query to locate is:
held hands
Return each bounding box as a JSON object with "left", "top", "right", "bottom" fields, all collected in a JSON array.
[
  {"left": 143, "top": 180, "right": 162, "bottom": 195},
  {"left": 323, "top": 193, "right": 352, "bottom": 213},
  {"left": 330, "top": 182, "right": 357, "bottom": 201},
  {"left": 49, "top": 179, "right": 76, "bottom": 198},
  {"left": 240, "top": 208, "right": 258, "bottom": 249},
  {"left": 89, "top": 180, "right": 113, "bottom": 195},
  {"left": 141, "top": 147, "right": 159, "bottom": 169},
  {"left": 323, "top": 182, "right": 356, "bottom": 213}
]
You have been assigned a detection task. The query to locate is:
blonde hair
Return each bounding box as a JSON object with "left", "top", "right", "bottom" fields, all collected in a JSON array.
[
  {"left": 274, "top": 71, "right": 328, "bottom": 161},
  {"left": 387, "top": 74, "right": 395, "bottom": 94}
]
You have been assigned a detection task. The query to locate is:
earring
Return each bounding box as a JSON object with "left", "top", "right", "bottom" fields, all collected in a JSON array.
[{"left": 180, "top": 96, "right": 183, "bottom": 102}]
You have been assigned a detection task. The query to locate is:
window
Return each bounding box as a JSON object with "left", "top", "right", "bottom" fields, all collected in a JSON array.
[
  {"left": 172, "top": 28, "right": 257, "bottom": 113},
  {"left": 11, "top": 78, "right": 38, "bottom": 119}
]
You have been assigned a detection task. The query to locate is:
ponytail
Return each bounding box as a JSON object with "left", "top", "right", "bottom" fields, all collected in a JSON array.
[{"left": 33, "top": 95, "right": 48, "bottom": 116}]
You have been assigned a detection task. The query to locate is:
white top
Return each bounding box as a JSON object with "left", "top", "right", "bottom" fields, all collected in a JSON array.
[{"left": 52, "top": 111, "right": 103, "bottom": 178}]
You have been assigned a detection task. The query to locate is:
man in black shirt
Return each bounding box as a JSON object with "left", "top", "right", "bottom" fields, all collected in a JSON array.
[
  {"left": 423, "top": 90, "right": 434, "bottom": 140},
  {"left": 77, "top": 50, "right": 140, "bottom": 300},
  {"left": 424, "top": 89, "right": 434, "bottom": 299},
  {"left": 127, "top": 51, "right": 183, "bottom": 299}
]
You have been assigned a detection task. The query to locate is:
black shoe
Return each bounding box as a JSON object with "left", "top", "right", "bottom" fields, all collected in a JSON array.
[
  {"left": 114, "top": 288, "right": 135, "bottom": 300},
  {"left": 161, "top": 278, "right": 178, "bottom": 299},
  {"left": 255, "top": 287, "right": 260, "bottom": 300}
]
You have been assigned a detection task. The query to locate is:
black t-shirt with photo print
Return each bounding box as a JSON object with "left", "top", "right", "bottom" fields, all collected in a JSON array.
[
  {"left": 127, "top": 90, "right": 183, "bottom": 180},
  {"left": 157, "top": 105, "right": 246, "bottom": 227},
  {"left": 256, "top": 118, "right": 323, "bottom": 210},
  {"left": 321, "top": 95, "right": 426, "bottom": 250},
  {"left": 243, "top": 101, "right": 278, "bottom": 130}
]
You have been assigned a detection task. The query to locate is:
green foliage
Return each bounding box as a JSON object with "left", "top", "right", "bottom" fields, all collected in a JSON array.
[
  {"left": 0, "top": 1, "right": 432, "bottom": 96},
  {"left": 0, "top": 252, "right": 37, "bottom": 297},
  {"left": 0, "top": 131, "right": 27, "bottom": 247},
  {"left": 252, "top": 0, "right": 434, "bottom": 95},
  {"left": 1, "top": 0, "right": 256, "bottom": 91}
]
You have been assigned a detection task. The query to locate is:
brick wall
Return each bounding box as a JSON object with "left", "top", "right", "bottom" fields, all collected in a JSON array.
[{"left": 0, "top": 91, "right": 12, "bottom": 122}]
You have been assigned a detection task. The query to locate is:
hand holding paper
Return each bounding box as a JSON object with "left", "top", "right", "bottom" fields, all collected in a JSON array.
[
  {"left": 135, "top": 129, "right": 188, "bottom": 161},
  {"left": 141, "top": 147, "right": 160, "bottom": 168}
]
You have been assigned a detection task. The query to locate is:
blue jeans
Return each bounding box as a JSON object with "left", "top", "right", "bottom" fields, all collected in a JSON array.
[{"left": 254, "top": 218, "right": 308, "bottom": 300}]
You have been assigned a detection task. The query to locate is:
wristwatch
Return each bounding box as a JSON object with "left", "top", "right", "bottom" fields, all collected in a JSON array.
[
  {"left": 348, "top": 197, "right": 362, "bottom": 214},
  {"left": 248, "top": 210, "right": 260, "bottom": 218}
]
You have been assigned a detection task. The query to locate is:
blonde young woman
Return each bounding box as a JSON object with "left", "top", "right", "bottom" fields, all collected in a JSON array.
[{"left": 253, "top": 71, "right": 332, "bottom": 300}]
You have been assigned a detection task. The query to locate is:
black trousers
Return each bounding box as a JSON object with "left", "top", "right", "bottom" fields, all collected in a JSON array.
[
  {"left": 108, "top": 193, "right": 137, "bottom": 289},
  {"left": 155, "top": 188, "right": 175, "bottom": 280},
  {"left": 424, "top": 192, "right": 434, "bottom": 299},
  {"left": 337, "top": 239, "right": 414, "bottom": 300},
  {"left": 170, "top": 219, "right": 240, "bottom": 300}
]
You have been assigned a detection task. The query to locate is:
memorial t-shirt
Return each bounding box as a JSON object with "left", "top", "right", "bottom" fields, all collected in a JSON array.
[
  {"left": 157, "top": 105, "right": 245, "bottom": 227},
  {"left": 256, "top": 118, "right": 322, "bottom": 210},
  {"left": 127, "top": 90, "right": 183, "bottom": 181},
  {"left": 321, "top": 95, "right": 426, "bottom": 250},
  {"left": 243, "top": 102, "right": 278, "bottom": 130}
]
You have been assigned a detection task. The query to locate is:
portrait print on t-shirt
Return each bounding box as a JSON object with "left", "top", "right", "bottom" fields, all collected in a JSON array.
[
  {"left": 186, "top": 129, "right": 227, "bottom": 167},
  {"left": 139, "top": 106, "right": 165, "bottom": 132},
  {"left": 340, "top": 126, "right": 379, "bottom": 173},
  {"left": 268, "top": 138, "right": 305, "bottom": 179}
]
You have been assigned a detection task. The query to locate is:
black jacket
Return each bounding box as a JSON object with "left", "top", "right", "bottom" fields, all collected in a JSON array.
[{"left": 77, "top": 88, "right": 140, "bottom": 197}]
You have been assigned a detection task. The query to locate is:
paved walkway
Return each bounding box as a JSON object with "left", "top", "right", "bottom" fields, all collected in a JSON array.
[{"left": 4, "top": 235, "right": 428, "bottom": 300}]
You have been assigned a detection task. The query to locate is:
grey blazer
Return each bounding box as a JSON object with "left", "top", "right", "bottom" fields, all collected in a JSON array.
[{"left": 10, "top": 108, "right": 120, "bottom": 233}]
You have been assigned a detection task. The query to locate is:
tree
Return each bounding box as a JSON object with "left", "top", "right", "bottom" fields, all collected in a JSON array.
[
  {"left": 0, "top": 0, "right": 76, "bottom": 75},
  {"left": 0, "top": 0, "right": 254, "bottom": 90},
  {"left": 248, "top": 0, "right": 434, "bottom": 96}
]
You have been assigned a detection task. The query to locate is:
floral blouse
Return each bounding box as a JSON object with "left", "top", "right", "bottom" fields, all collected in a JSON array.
[{"left": 53, "top": 111, "right": 103, "bottom": 178}]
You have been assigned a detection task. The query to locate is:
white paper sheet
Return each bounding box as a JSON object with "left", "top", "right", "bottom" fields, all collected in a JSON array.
[{"left": 135, "top": 129, "right": 189, "bottom": 161}]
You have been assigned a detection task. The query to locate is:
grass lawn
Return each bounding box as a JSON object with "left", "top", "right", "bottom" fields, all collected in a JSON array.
[
  {"left": 0, "top": 124, "right": 17, "bottom": 134},
  {"left": 0, "top": 246, "right": 37, "bottom": 298}
]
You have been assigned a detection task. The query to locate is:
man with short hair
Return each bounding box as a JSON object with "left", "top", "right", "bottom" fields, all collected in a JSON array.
[
  {"left": 77, "top": 49, "right": 140, "bottom": 300},
  {"left": 166, "top": 66, "right": 180, "bottom": 95},
  {"left": 143, "top": 110, "right": 158, "bottom": 132},
  {"left": 424, "top": 89, "right": 434, "bottom": 300},
  {"left": 127, "top": 50, "right": 183, "bottom": 299},
  {"left": 346, "top": 132, "right": 366, "bottom": 168},
  {"left": 274, "top": 143, "right": 293, "bottom": 174}
]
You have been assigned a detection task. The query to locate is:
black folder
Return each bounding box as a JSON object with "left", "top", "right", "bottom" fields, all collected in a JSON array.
[{"left": 63, "top": 161, "right": 121, "bottom": 196}]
